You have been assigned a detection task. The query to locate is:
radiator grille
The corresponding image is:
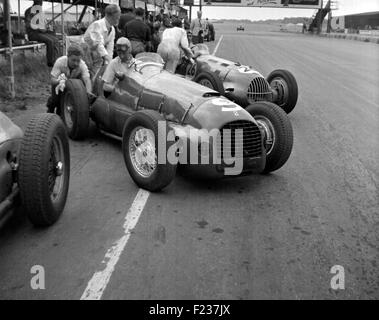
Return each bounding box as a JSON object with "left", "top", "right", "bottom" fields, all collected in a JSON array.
[
  {"left": 247, "top": 77, "right": 273, "bottom": 103},
  {"left": 219, "top": 120, "right": 262, "bottom": 159}
]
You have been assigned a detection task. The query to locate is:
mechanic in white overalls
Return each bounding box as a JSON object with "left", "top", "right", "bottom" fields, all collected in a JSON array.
[{"left": 157, "top": 18, "right": 195, "bottom": 73}]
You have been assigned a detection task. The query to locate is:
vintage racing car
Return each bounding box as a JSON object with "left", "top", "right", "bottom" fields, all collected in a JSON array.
[
  {"left": 237, "top": 25, "right": 245, "bottom": 31},
  {"left": 57, "top": 53, "right": 293, "bottom": 192},
  {"left": 176, "top": 44, "right": 298, "bottom": 114},
  {"left": 0, "top": 112, "right": 70, "bottom": 227}
]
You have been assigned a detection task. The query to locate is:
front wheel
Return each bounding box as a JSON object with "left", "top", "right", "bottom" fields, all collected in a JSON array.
[
  {"left": 267, "top": 69, "right": 298, "bottom": 114},
  {"left": 122, "top": 110, "right": 177, "bottom": 192},
  {"left": 245, "top": 102, "right": 293, "bottom": 173},
  {"left": 18, "top": 114, "right": 70, "bottom": 226}
]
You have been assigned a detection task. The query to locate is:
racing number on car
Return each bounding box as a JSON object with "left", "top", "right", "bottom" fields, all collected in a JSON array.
[
  {"left": 212, "top": 98, "right": 242, "bottom": 116},
  {"left": 237, "top": 66, "right": 255, "bottom": 74}
]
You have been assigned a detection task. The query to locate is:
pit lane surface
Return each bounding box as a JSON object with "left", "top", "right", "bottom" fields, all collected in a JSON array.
[{"left": 0, "top": 24, "right": 378, "bottom": 300}]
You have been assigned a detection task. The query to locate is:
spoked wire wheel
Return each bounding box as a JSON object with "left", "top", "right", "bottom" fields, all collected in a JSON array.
[
  {"left": 129, "top": 126, "right": 157, "bottom": 178},
  {"left": 122, "top": 110, "right": 177, "bottom": 192}
]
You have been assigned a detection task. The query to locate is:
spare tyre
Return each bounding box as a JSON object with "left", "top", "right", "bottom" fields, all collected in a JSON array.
[{"left": 61, "top": 79, "right": 90, "bottom": 140}]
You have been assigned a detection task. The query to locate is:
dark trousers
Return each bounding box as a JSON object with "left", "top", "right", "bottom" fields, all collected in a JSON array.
[
  {"left": 192, "top": 34, "right": 204, "bottom": 45},
  {"left": 47, "top": 84, "right": 62, "bottom": 113},
  {"left": 28, "top": 30, "right": 60, "bottom": 66},
  {"left": 130, "top": 40, "right": 146, "bottom": 57}
]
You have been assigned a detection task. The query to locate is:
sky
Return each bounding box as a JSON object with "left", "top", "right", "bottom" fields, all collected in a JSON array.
[
  {"left": 8, "top": 0, "right": 379, "bottom": 21},
  {"left": 197, "top": 0, "right": 379, "bottom": 20}
]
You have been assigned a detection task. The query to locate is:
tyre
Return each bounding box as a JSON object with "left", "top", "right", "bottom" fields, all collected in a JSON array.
[
  {"left": 185, "top": 60, "right": 198, "bottom": 80},
  {"left": 245, "top": 102, "right": 293, "bottom": 173},
  {"left": 122, "top": 110, "right": 177, "bottom": 192},
  {"left": 267, "top": 69, "right": 298, "bottom": 114},
  {"left": 18, "top": 114, "right": 70, "bottom": 226},
  {"left": 61, "top": 79, "right": 90, "bottom": 140},
  {"left": 194, "top": 71, "right": 225, "bottom": 95}
]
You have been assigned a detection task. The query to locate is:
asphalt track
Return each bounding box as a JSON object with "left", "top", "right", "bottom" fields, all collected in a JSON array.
[{"left": 0, "top": 24, "right": 378, "bottom": 300}]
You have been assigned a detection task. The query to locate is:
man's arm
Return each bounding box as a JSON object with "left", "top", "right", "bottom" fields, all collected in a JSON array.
[
  {"left": 190, "top": 20, "right": 195, "bottom": 33},
  {"left": 180, "top": 30, "right": 194, "bottom": 59},
  {"left": 80, "top": 60, "right": 92, "bottom": 93},
  {"left": 50, "top": 58, "right": 64, "bottom": 85},
  {"left": 102, "top": 60, "right": 116, "bottom": 92},
  {"left": 24, "top": 8, "right": 32, "bottom": 30},
  {"left": 83, "top": 77, "right": 92, "bottom": 93}
]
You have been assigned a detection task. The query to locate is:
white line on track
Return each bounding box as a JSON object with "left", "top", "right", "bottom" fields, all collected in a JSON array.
[
  {"left": 80, "top": 35, "right": 224, "bottom": 300},
  {"left": 80, "top": 188, "right": 150, "bottom": 300},
  {"left": 212, "top": 35, "right": 223, "bottom": 55}
]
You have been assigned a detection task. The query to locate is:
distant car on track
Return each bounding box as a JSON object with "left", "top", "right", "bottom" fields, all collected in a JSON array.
[
  {"left": 57, "top": 53, "right": 294, "bottom": 192},
  {"left": 0, "top": 112, "right": 70, "bottom": 227},
  {"left": 237, "top": 25, "right": 245, "bottom": 31},
  {"left": 176, "top": 44, "right": 298, "bottom": 114}
]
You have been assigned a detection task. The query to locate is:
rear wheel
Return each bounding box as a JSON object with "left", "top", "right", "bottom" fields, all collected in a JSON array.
[
  {"left": 246, "top": 102, "right": 293, "bottom": 173},
  {"left": 122, "top": 110, "right": 177, "bottom": 192},
  {"left": 267, "top": 69, "right": 298, "bottom": 114},
  {"left": 61, "top": 79, "right": 90, "bottom": 140},
  {"left": 194, "top": 71, "right": 225, "bottom": 95},
  {"left": 18, "top": 114, "right": 70, "bottom": 226}
]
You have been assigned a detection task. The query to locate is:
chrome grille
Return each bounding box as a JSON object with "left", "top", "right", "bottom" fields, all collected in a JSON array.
[
  {"left": 247, "top": 77, "right": 273, "bottom": 103},
  {"left": 219, "top": 120, "right": 262, "bottom": 159}
]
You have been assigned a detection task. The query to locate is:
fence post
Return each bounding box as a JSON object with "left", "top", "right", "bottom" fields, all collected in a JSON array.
[{"left": 6, "top": 0, "right": 15, "bottom": 99}]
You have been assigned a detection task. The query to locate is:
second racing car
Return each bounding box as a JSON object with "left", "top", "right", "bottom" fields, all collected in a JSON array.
[{"left": 176, "top": 44, "right": 299, "bottom": 114}]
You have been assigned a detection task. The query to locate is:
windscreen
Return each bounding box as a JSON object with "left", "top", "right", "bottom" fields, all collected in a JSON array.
[
  {"left": 194, "top": 44, "right": 210, "bottom": 55},
  {"left": 135, "top": 52, "right": 164, "bottom": 64}
]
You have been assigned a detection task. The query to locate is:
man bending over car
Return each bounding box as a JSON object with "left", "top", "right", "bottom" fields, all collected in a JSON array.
[
  {"left": 102, "top": 37, "right": 137, "bottom": 94},
  {"left": 157, "top": 18, "right": 195, "bottom": 73},
  {"left": 47, "top": 45, "right": 92, "bottom": 113}
]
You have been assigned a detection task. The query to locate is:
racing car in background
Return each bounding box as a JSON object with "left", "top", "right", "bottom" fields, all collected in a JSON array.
[
  {"left": 237, "top": 25, "right": 245, "bottom": 31},
  {"left": 57, "top": 53, "right": 293, "bottom": 192},
  {"left": 0, "top": 112, "right": 70, "bottom": 228},
  {"left": 176, "top": 44, "right": 298, "bottom": 114}
]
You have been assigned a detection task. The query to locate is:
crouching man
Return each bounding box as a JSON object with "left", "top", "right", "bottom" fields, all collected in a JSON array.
[
  {"left": 102, "top": 37, "right": 136, "bottom": 95},
  {"left": 47, "top": 45, "right": 92, "bottom": 113}
]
